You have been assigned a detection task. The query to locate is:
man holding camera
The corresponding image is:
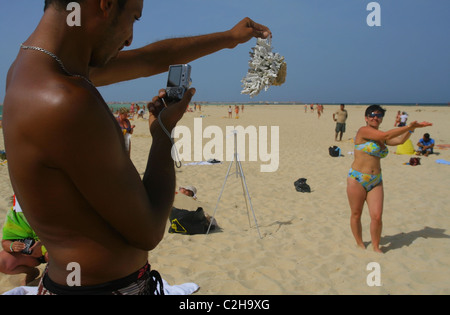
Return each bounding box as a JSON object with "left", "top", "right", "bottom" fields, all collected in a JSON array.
[{"left": 2, "top": 0, "right": 270, "bottom": 295}]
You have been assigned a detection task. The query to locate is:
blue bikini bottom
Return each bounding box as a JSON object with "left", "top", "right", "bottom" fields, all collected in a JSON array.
[{"left": 348, "top": 168, "right": 382, "bottom": 192}]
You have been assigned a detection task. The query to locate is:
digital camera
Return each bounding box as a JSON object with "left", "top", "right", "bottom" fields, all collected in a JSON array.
[
  {"left": 165, "top": 64, "right": 192, "bottom": 102},
  {"left": 21, "top": 238, "right": 35, "bottom": 255}
]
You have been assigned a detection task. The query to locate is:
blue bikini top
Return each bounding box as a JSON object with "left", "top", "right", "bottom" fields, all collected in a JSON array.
[{"left": 355, "top": 140, "right": 389, "bottom": 158}]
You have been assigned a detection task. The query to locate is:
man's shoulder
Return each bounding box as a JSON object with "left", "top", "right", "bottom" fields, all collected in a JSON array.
[
  {"left": 40, "top": 80, "right": 109, "bottom": 130},
  {"left": 42, "top": 78, "right": 98, "bottom": 110},
  {"left": 6, "top": 76, "right": 105, "bottom": 144},
  {"left": 9, "top": 75, "right": 97, "bottom": 114}
]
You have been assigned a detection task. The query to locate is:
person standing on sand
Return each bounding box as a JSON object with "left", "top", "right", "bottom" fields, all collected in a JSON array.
[
  {"left": 347, "top": 105, "right": 432, "bottom": 253},
  {"left": 2, "top": 0, "right": 271, "bottom": 295},
  {"left": 398, "top": 111, "right": 408, "bottom": 127},
  {"left": 394, "top": 110, "right": 401, "bottom": 127},
  {"left": 117, "top": 107, "right": 135, "bottom": 156},
  {"left": 333, "top": 104, "right": 348, "bottom": 141}
]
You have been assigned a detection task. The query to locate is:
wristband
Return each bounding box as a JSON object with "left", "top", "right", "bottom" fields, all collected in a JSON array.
[
  {"left": 409, "top": 130, "right": 414, "bottom": 134},
  {"left": 9, "top": 242, "right": 14, "bottom": 253}
]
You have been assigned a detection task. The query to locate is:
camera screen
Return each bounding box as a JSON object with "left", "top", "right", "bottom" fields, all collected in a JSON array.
[{"left": 167, "top": 66, "right": 182, "bottom": 87}]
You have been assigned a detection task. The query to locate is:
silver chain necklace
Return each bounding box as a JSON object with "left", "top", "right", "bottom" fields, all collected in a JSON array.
[{"left": 20, "top": 44, "right": 95, "bottom": 88}]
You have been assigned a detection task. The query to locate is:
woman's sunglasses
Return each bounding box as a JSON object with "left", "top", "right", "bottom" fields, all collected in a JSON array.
[{"left": 368, "top": 112, "right": 384, "bottom": 118}]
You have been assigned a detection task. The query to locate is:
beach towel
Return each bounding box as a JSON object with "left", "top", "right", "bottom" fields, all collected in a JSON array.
[
  {"left": 183, "top": 159, "right": 222, "bottom": 166},
  {"left": 435, "top": 144, "right": 450, "bottom": 150},
  {"left": 435, "top": 159, "right": 450, "bottom": 165}
]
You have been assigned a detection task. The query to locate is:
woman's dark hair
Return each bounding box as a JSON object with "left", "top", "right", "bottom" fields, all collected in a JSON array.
[
  {"left": 44, "top": 0, "right": 127, "bottom": 11},
  {"left": 365, "top": 104, "right": 386, "bottom": 117}
]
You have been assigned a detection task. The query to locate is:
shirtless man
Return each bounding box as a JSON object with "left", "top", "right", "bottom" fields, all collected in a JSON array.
[{"left": 2, "top": 0, "right": 270, "bottom": 294}]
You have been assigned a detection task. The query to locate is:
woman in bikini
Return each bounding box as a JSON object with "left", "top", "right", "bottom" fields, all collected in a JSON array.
[{"left": 347, "top": 105, "right": 432, "bottom": 253}]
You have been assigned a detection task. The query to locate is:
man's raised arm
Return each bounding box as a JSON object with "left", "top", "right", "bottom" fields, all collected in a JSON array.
[{"left": 90, "top": 17, "right": 271, "bottom": 86}]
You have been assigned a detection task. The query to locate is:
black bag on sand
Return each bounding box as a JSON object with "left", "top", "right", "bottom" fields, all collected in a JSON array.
[
  {"left": 294, "top": 178, "right": 311, "bottom": 193},
  {"left": 168, "top": 207, "right": 212, "bottom": 235},
  {"left": 329, "top": 146, "right": 341, "bottom": 157}
]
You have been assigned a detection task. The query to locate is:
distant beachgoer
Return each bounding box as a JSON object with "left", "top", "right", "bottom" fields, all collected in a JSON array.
[
  {"left": 177, "top": 186, "right": 197, "bottom": 200},
  {"left": 416, "top": 133, "right": 435, "bottom": 156},
  {"left": 398, "top": 112, "right": 408, "bottom": 127},
  {"left": 347, "top": 104, "right": 432, "bottom": 253},
  {"left": 228, "top": 106, "right": 232, "bottom": 118},
  {"left": 130, "top": 102, "right": 135, "bottom": 118},
  {"left": 117, "top": 107, "right": 136, "bottom": 156},
  {"left": 333, "top": 104, "right": 348, "bottom": 141},
  {"left": 137, "top": 107, "right": 145, "bottom": 119},
  {"left": 394, "top": 110, "right": 401, "bottom": 127},
  {"left": 235, "top": 105, "right": 240, "bottom": 118}
]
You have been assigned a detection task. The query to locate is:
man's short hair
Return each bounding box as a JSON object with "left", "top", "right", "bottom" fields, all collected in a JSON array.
[
  {"left": 44, "top": 0, "right": 127, "bottom": 11},
  {"left": 44, "top": 0, "right": 81, "bottom": 11}
]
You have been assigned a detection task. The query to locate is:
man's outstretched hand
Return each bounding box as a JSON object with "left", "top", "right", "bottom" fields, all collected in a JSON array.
[{"left": 227, "top": 17, "right": 272, "bottom": 48}]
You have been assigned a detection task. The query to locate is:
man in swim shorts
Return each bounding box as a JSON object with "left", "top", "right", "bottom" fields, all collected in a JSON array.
[
  {"left": 3, "top": 0, "right": 270, "bottom": 294},
  {"left": 333, "top": 104, "right": 348, "bottom": 141}
]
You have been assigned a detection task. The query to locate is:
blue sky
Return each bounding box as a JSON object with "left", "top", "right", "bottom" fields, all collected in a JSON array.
[{"left": 1, "top": 0, "right": 449, "bottom": 104}]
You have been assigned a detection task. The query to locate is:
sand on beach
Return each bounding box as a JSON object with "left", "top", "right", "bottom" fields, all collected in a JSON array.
[{"left": 1, "top": 104, "right": 449, "bottom": 295}]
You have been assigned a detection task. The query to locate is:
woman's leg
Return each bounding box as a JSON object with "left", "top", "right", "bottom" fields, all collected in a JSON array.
[
  {"left": 366, "top": 183, "right": 384, "bottom": 253},
  {"left": 347, "top": 177, "right": 367, "bottom": 249}
]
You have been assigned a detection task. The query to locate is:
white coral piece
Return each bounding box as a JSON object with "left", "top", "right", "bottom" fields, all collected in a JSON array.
[{"left": 241, "top": 38, "right": 287, "bottom": 98}]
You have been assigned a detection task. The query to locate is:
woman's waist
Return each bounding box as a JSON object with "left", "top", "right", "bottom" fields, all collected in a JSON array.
[{"left": 350, "top": 162, "right": 382, "bottom": 175}]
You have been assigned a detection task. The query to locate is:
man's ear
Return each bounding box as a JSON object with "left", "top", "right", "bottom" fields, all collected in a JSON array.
[{"left": 99, "top": 0, "right": 114, "bottom": 18}]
